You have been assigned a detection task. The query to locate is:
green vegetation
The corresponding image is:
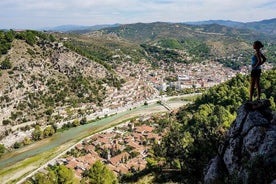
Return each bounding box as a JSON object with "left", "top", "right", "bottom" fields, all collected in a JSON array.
[
  {"left": 64, "top": 40, "right": 112, "bottom": 71},
  {"left": 0, "top": 58, "right": 12, "bottom": 70},
  {"left": 140, "top": 38, "right": 211, "bottom": 65},
  {"left": 102, "top": 22, "right": 276, "bottom": 70},
  {"left": 141, "top": 44, "right": 184, "bottom": 64},
  {"left": 0, "top": 144, "right": 5, "bottom": 157},
  {"left": 24, "top": 165, "right": 75, "bottom": 184},
  {"left": 180, "top": 39, "right": 210, "bottom": 58},
  {"left": 24, "top": 161, "right": 117, "bottom": 184},
  {"left": 15, "top": 30, "right": 56, "bottom": 46},
  {"left": 158, "top": 39, "right": 183, "bottom": 50},
  {"left": 0, "top": 30, "right": 15, "bottom": 56},
  {"left": 266, "top": 42, "right": 276, "bottom": 65},
  {"left": 82, "top": 160, "right": 118, "bottom": 184}
]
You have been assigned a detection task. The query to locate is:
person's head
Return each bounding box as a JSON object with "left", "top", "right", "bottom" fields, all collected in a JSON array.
[{"left": 253, "top": 40, "right": 264, "bottom": 50}]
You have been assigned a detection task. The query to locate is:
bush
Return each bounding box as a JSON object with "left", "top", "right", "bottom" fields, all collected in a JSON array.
[
  {"left": 2, "top": 119, "right": 11, "bottom": 125},
  {"left": 0, "top": 58, "right": 12, "bottom": 70}
]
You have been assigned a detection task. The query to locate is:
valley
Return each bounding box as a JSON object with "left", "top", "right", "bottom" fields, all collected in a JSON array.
[{"left": 0, "top": 20, "right": 275, "bottom": 183}]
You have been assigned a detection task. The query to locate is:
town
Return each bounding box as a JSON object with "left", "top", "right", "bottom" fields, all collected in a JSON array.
[{"left": 59, "top": 117, "right": 163, "bottom": 178}]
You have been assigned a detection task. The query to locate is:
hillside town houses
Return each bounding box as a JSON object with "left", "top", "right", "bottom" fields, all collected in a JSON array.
[{"left": 59, "top": 119, "right": 163, "bottom": 178}]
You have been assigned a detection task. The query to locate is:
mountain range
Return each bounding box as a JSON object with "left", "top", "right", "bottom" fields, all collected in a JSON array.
[
  {"left": 185, "top": 18, "right": 276, "bottom": 35},
  {"left": 44, "top": 18, "right": 276, "bottom": 35}
]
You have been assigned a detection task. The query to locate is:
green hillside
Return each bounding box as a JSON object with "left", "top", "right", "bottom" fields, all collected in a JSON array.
[{"left": 98, "top": 22, "right": 275, "bottom": 69}]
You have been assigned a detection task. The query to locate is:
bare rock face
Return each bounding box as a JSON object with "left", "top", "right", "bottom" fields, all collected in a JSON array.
[{"left": 204, "top": 100, "right": 276, "bottom": 184}]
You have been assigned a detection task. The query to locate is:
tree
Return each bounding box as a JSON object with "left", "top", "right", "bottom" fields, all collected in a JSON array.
[
  {"left": 5, "top": 30, "right": 15, "bottom": 42},
  {"left": 24, "top": 31, "right": 36, "bottom": 46},
  {"left": 2, "top": 119, "right": 11, "bottom": 125},
  {"left": 23, "top": 137, "right": 32, "bottom": 145},
  {"left": 32, "top": 125, "right": 43, "bottom": 141},
  {"left": 80, "top": 117, "right": 87, "bottom": 125},
  {"left": 162, "top": 124, "right": 194, "bottom": 171},
  {"left": 13, "top": 142, "right": 21, "bottom": 149},
  {"left": 33, "top": 172, "right": 49, "bottom": 184},
  {"left": 45, "top": 108, "right": 54, "bottom": 116},
  {"left": 0, "top": 58, "right": 12, "bottom": 70},
  {"left": 85, "top": 160, "right": 118, "bottom": 184},
  {"left": 56, "top": 165, "right": 74, "bottom": 184},
  {"left": 30, "top": 169, "right": 58, "bottom": 184},
  {"left": 0, "top": 144, "right": 5, "bottom": 157},
  {"left": 43, "top": 126, "right": 55, "bottom": 137},
  {"left": 72, "top": 119, "right": 80, "bottom": 127}
]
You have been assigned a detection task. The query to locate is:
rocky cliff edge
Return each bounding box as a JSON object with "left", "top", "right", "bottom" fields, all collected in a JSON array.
[{"left": 204, "top": 99, "right": 276, "bottom": 184}]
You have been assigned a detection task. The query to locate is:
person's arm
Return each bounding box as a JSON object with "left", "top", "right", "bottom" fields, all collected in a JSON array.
[{"left": 260, "top": 53, "right": 266, "bottom": 64}]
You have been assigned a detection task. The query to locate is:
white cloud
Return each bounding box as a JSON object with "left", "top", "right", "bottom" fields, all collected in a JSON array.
[{"left": 0, "top": 0, "right": 275, "bottom": 29}]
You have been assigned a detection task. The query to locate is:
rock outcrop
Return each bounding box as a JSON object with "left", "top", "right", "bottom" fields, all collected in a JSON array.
[{"left": 204, "top": 99, "right": 276, "bottom": 184}]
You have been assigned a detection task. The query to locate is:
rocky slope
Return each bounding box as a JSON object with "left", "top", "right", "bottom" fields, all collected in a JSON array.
[{"left": 204, "top": 100, "right": 276, "bottom": 184}]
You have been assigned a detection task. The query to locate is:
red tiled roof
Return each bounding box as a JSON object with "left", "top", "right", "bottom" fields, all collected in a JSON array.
[
  {"left": 145, "top": 133, "right": 160, "bottom": 140},
  {"left": 109, "top": 152, "right": 130, "bottom": 166},
  {"left": 127, "top": 141, "right": 140, "bottom": 149},
  {"left": 75, "top": 168, "right": 83, "bottom": 178},
  {"left": 114, "top": 164, "right": 129, "bottom": 174},
  {"left": 75, "top": 144, "right": 83, "bottom": 150},
  {"left": 84, "top": 145, "right": 95, "bottom": 152},
  {"left": 66, "top": 156, "right": 74, "bottom": 162},
  {"left": 76, "top": 156, "right": 85, "bottom": 163},
  {"left": 66, "top": 160, "right": 78, "bottom": 169}
]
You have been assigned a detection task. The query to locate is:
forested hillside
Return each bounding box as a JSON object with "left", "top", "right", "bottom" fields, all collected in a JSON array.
[
  {"left": 185, "top": 18, "right": 276, "bottom": 36},
  {"left": 99, "top": 22, "right": 276, "bottom": 69}
]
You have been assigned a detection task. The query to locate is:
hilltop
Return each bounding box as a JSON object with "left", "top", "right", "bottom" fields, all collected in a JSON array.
[
  {"left": 186, "top": 18, "right": 276, "bottom": 35},
  {"left": 97, "top": 22, "right": 275, "bottom": 68},
  {"left": 45, "top": 18, "right": 276, "bottom": 37}
]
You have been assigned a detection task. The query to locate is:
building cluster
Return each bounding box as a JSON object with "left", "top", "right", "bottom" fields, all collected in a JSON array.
[
  {"left": 144, "top": 61, "right": 239, "bottom": 91},
  {"left": 59, "top": 120, "right": 163, "bottom": 178}
]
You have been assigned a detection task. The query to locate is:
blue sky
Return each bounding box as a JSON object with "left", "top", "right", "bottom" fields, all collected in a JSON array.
[{"left": 1, "top": 0, "right": 275, "bottom": 29}]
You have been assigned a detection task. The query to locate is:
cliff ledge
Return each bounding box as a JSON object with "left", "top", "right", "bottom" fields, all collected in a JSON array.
[{"left": 204, "top": 99, "right": 276, "bottom": 184}]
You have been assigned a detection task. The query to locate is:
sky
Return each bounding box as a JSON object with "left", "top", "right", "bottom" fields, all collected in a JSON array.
[{"left": 1, "top": 0, "right": 276, "bottom": 29}]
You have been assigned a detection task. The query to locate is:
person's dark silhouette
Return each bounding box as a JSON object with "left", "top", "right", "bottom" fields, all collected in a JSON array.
[{"left": 249, "top": 40, "right": 266, "bottom": 101}]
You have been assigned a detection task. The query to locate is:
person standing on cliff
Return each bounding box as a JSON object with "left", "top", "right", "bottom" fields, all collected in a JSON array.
[{"left": 249, "top": 40, "right": 266, "bottom": 101}]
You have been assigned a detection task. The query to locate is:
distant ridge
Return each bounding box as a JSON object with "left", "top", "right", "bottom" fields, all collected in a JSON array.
[
  {"left": 184, "top": 18, "right": 276, "bottom": 35},
  {"left": 184, "top": 20, "right": 244, "bottom": 27},
  {"left": 39, "top": 18, "right": 275, "bottom": 35},
  {"left": 42, "top": 24, "right": 120, "bottom": 33}
]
